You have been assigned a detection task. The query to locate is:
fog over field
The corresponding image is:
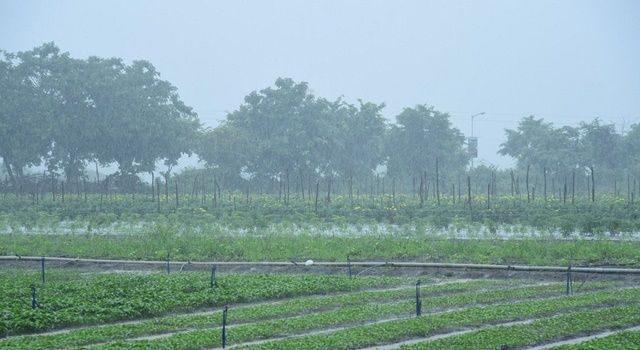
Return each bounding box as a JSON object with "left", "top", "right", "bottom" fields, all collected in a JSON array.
[
  {"left": 3, "top": 3, "right": 640, "bottom": 348},
  {"left": 2, "top": 0, "right": 638, "bottom": 169}
]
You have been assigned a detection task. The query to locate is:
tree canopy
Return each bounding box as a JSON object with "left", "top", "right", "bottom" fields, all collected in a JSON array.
[
  {"left": 0, "top": 43, "right": 201, "bottom": 187},
  {"left": 3, "top": 43, "right": 636, "bottom": 195},
  {"left": 197, "top": 78, "right": 468, "bottom": 189},
  {"left": 500, "top": 116, "right": 636, "bottom": 180}
]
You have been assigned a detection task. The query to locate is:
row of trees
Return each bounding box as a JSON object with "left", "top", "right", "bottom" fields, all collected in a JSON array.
[
  {"left": 2, "top": 43, "right": 638, "bottom": 195},
  {"left": 1, "top": 43, "right": 200, "bottom": 188},
  {"left": 196, "top": 77, "right": 469, "bottom": 191},
  {"left": 500, "top": 116, "right": 640, "bottom": 183}
]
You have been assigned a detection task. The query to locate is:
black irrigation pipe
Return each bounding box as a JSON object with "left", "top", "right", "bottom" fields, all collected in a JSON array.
[{"left": 2, "top": 256, "right": 640, "bottom": 275}]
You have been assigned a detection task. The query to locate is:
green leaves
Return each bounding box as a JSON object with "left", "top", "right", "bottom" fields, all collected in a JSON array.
[
  {"left": 0, "top": 270, "right": 400, "bottom": 337},
  {"left": 0, "top": 43, "right": 201, "bottom": 185}
]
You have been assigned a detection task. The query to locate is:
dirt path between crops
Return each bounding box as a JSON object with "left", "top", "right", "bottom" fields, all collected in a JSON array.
[
  {"left": 10, "top": 283, "right": 615, "bottom": 350},
  {"left": 525, "top": 325, "right": 640, "bottom": 350},
  {"left": 6, "top": 257, "right": 639, "bottom": 284},
  {"left": 221, "top": 316, "right": 413, "bottom": 350},
  {"left": 213, "top": 303, "right": 595, "bottom": 350},
  {"left": 3, "top": 286, "right": 406, "bottom": 338},
  {"left": 80, "top": 281, "right": 520, "bottom": 347},
  {"left": 4, "top": 279, "right": 473, "bottom": 340},
  {"left": 127, "top": 285, "right": 567, "bottom": 348},
  {"left": 355, "top": 304, "right": 632, "bottom": 350},
  {"left": 357, "top": 318, "right": 539, "bottom": 350}
]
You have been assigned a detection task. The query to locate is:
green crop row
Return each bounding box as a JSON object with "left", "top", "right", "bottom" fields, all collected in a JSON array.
[
  {"left": 0, "top": 270, "right": 402, "bottom": 336},
  {"left": 401, "top": 304, "right": 640, "bottom": 349},
  {"left": 2, "top": 192, "right": 639, "bottom": 233},
  {"left": 0, "top": 279, "right": 505, "bottom": 349},
  {"left": 549, "top": 329, "right": 640, "bottom": 350},
  {"left": 65, "top": 283, "right": 620, "bottom": 350},
  {"left": 234, "top": 287, "right": 640, "bottom": 350},
  {"left": 5, "top": 231, "right": 640, "bottom": 267}
]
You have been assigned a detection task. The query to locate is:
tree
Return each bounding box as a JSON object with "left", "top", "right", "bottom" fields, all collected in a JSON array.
[
  {"left": 386, "top": 105, "right": 468, "bottom": 179},
  {"left": 577, "top": 119, "right": 622, "bottom": 171},
  {"left": 625, "top": 123, "right": 640, "bottom": 171},
  {"left": 197, "top": 123, "right": 254, "bottom": 185},
  {"left": 93, "top": 59, "right": 201, "bottom": 179},
  {"left": 334, "top": 100, "right": 387, "bottom": 182},
  {"left": 499, "top": 116, "right": 579, "bottom": 173},
  {"left": 0, "top": 44, "right": 57, "bottom": 187},
  {"left": 1, "top": 43, "right": 201, "bottom": 187},
  {"left": 43, "top": 52, "right": 100, "bottom": 181},
  {"left": 201, "top": 78, "right": 340, "bottom": 186}
]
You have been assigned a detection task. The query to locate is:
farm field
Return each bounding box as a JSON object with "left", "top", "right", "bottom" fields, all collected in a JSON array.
[
  {"left": 1, "top": 193, "right": 640, "bottom": 266},
  {"left": 4, "top": 12, "right": 640, "bottom": 349},
  {"left": 0, "top": 267, "right": 638, "bottom": 350},
  {"left": 2, "top": 193, "right": 640, "bottom": 349}
]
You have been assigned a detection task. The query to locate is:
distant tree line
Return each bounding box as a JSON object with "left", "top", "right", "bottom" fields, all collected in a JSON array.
[
  {"left": 1, "top": 43, "right": 638, "bottom": 196},
  {"left": 1, "top": 43, "right": 200, "bottom": 189},
  {"left": 499, "top": 116, "right": 640, "bottom": 195},
  {"left": 196, "top": 77, "right": 469, "bottom": 194}
]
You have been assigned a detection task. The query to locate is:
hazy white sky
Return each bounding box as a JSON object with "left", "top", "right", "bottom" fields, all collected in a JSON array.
[{"left": 2, "top": 0, "right": 639, "bottom": 168}]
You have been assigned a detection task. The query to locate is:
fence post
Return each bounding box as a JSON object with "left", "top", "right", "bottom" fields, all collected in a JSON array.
[
  {"left": 156, "top": 180, "right": 161, "bottom": 212},
  {"left": 41, "top": 256, "right": 45, "bottom": 284},
  {"left": 566, "top": 264, "right": 573, "bottom": 295},
  {"left": 347, "top": 256, "right": 352, "bottom": 279},
  {"left": 166, "top": 254, "right": 170, "bottom": 274},
  {"left": 211, "top": 265, "right": 217, "bottom": 288},
  {"left": 31, "top": 285, "right": 38, "bottom": 309},
  {"left": 221, "top": 306, "right": 228, "bottom": 348},
  {"left": 416, "top": 280, "right": 422, "bottom": 316}
]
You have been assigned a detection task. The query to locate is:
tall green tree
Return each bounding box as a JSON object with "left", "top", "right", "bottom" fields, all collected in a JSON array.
[
  {"left": 0, "top": 44, "right": 57, "bottom": 187},
  {"left": 334, "top": 100, "right": 387, "bottom": 181},
  {"left": 625, "top": 123, "right": 640, "bottom": 172},
  {"left": 577, "top": 119, "right": 622, "bottom": 170},
  {"left": 92, "top": 59, "right": 200, "bottom": 178},
  {"left": 499, "top": 116, "right": 580, "bottom": 173},
  {"left": 201, "top": 78, "right": 339, "bottom": 186},
  {"left": 1, "top": 43, "right": 201, "bottom": 186},
  {"left": 386, "top": 105, "right": 468, "bottom": 179},
  {"left": 197, "top": 123, "right": 254, "bottom": 184}
]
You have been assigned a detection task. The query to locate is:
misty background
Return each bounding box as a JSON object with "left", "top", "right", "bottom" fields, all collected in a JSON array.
[{"left": 1, "top": 0, "right": 639, "bottom": 169}]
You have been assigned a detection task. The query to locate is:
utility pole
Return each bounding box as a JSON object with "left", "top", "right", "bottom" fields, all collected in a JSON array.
[{"left": 469, "top": 112, "right": 485, "bottom": 168}]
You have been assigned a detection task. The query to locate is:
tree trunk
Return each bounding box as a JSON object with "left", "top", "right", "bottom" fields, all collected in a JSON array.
[
  {"left": 435, "top": 158, "right": 440, "bottom": 206},
  {"left": 590, "top": 166, "right": 595, "bottom": 202},
  {"left": 543, "top": 167, "right": 547, "bottom": 202},
  {"left": 526, "top": 164, "right": 530, "bottom": 203},
  {"left": 2, "top": 157, "right": 17, "bottom": 189}
]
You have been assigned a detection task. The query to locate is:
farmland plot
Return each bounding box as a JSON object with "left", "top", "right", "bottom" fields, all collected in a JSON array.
[{"left": 1, "top": 268, "right": 637, "bottom": 350}]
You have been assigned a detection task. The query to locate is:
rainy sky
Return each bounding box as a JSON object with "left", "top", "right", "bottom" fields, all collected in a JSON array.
[{"left": 1, "top": 0, "right": 639, "bottom": 168}]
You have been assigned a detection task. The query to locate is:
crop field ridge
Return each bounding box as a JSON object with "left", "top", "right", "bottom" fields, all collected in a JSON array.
[
  {"left": 356, "top": 302, "right": 635, "bottom": 350},
  {"left": 198, "top": 304, "right": 604, "bottom": 350},
  {"left": 2, "top": 279, "right": 482, "bottom": 340},
  {"left": 84, "top": 305, "right": 412, "bottom": 346},
  {"left": 3, "top": 279, "right": 534, "bottom": 349},
  {"left": 2, "top": 269, "right": 635, "bottom": 350},
  {"left": 357, "top": 318, "right": 539, "bottom": 350},
  {"left": 218, "top": 316, "right": 413, "bottom": 350},
  {"left": 210, "top": 290, "right": 621, "bottom": 350},
  {"left": 246, "top": 303, "right": 618, "bottom": 350},
  {"left": 391, "top": 303, "right": 640, "bottom": 350},
  {"left": 525, "top": 325, "right": 640, "bottom": 349},
  {"left": 229, "top": 289, "right": 640, "bottom": 350},
  {"left": 1, "top": 283, "right": 413, "bottom": 339},
  {"left": 98, "top": 296, "right": 520, "bottom": 347},
  {"left": 69, "top": 282, "right": 574, "bottom": 350},
  {"left": 84, "top": 292, "right": 503, "bottom": 347}
]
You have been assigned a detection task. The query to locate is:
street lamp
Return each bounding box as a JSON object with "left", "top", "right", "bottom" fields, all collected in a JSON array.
[
  {"left": 469, "top": 112, "right": 485, "bottom": 168},
  {"left": 470, "top": 112, "right": 485, "bottom": 139}
]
